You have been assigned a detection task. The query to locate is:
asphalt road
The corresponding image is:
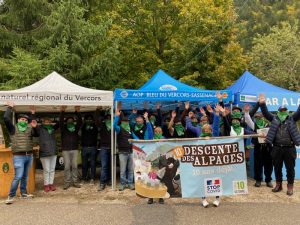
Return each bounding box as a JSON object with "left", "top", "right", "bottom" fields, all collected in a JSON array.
[{"left": 0, "top": 201, "right": 299, "bottom": 225}]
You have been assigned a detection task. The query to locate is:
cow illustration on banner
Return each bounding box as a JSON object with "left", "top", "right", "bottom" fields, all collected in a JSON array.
[{"left": 132, "top": 137, "right": 248, "bottom": 199}]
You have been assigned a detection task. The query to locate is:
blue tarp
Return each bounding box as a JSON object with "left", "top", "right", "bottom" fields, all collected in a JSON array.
[
  {"left": 114, "top": 70, "right": 232, "bottom": 109},
  {"left": 227, "top": 71, "right": 300, "bottom": 111}
]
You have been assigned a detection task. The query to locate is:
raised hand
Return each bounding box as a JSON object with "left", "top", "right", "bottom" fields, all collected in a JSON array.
[
  {"left": 75, "top": 106, "right": 80, "bottom": 112},
  {"left": 216, "top": 92, "right": 223, "bottom": 101},
  {"left": 259, "top": 93, "right": 266, "bottom": 104},
  {"left": 243, "top": 104, "right": 250, "bottom": 113},
  {"left": 143, "top": 112, "right": 149, "bottom": 121},
  {"left": 29, "top": 105, "right": 36, "bottom": 114},
  {"left": 207, "top": 104, "right": 213, "bottom": 113},
  {"left": 6, "top": 101, "right": 15, "bottom": 108},
  {"left": 185, "top": 101, "right": 190, "bottom": 110},
  {"left": 171, "top": 110, "right": 176, "bottom": 118},
  {"left": 156, "top": 102, "right": 161, "bottom": 109},
  {"left": 60, "top": 106, "right": 67, "bottom": 112},
  {"left": 188, "top": 111, "right": 194, "bottom": 118},
  {"left": 200, "top": 107, "right": 206, "bottom": 116}
]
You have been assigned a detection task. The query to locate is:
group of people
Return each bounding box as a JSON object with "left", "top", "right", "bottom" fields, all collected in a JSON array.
[{"left": 3, "top": 92, "right": 300, "bottom": 207}]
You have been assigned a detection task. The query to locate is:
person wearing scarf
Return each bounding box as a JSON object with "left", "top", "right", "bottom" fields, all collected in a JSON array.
[
  {"left": 59, "top": 106, "right": 82, "bottom": 190},
  {"left": 259, "top": 93, "right": 300, "bottom": 196},
  {"left": 97, "top": 112, "right": 113, "bottom": 192},
  {"left": 244, "top": 106, "right": 273, "bottom": 189},
  {"left": 168, "top": 110, "right": 186, "bottom": 138},
  {"left": 4, "top": 103, "right": 39, "bottom": 204},
  {"left": 81, "top": 114, "right": 98, "bottom": 185},
  {"left": 36, "top": 117, "right": 60, "bottom": 193}
]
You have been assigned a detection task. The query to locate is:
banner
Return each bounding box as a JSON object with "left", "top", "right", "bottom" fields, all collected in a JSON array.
[{"left": 132, "top": 137, "right": 248, "bottom": 199}]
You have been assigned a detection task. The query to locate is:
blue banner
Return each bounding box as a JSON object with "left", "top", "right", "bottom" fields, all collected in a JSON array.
[
  {"left": 115, "top": 89, "right": 232, "bottom": 102},
  {"left": 132, "top": 137, "right": 248, "bottom": 199}
]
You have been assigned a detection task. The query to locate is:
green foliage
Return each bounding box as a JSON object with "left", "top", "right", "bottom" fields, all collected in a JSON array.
[{"left": 249, "top": 23, "right": 300, "bottom": 91}]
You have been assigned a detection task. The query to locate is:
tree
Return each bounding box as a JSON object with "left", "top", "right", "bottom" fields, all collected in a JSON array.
[{"left": 249, "top": 23, "right": 300, "bottom": 91}]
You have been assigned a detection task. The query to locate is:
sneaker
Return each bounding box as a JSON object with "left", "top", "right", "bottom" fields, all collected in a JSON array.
[
  {"left": 44, "top": 185, "right": 50, "bottom": 193},
  {"left": 254, "top": 181, "right": 261, "bottom": 187},
  {"left": 266, "top": 182, "right": 273, "bottom": 188},
  {"left": 20, "top": 193, "right": 34, "bottom": 199},
  {"left": 89, "top": 179, "right": 95, "bottom": 185},
  {"left": 128, "top": 184, "right": 135, "bottom": 190},
  {"left": 159, "top": 198, "right": 164, "bottom": 204},
  {"left": 49, "top": 184, "right": 57, "bottom": 191},
  {"left": 63, "top": 183, "right": 71, "bottom": 190},
  {"left": 73, "top": 183, "right": 82, "bottom": 188},
  {"left": 5, "top": 196, "right": 14, "bottom": 205},
  {"left": 147, "top": 198, "right": 154, "bottom": 204},
  {"left": 98, "top": 184, "right": 106, "bottom": 191},
  {"left": 202, "top": 199, "right": 209, "bottom": 208},
  {"left": 119, "top": 184, "right": 125, "bottom": 191},
  {"left": 213, "top": 198, "right": 220, "bottom": 207}
]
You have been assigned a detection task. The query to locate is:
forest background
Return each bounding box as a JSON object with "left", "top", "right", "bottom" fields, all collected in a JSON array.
[{"left": 0, "top": 0, "right": 299, "bottom": 92}]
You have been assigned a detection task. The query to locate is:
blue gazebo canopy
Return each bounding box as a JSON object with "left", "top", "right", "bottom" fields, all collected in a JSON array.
[{"left": 227, "top": 71, "right": 300, "bottom": 111}]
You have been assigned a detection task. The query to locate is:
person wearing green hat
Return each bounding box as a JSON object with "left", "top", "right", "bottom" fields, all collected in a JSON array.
[
  {"left": 4, "top": 102, "right": 38, "bottom": 204},
  {"left": 244, "top": 105, "right": 273, "bottom": 188},
  {"left": 259, "top": 93, "right": 300, "bottom": 196},
  {"left": 36, "top": 115, "right": 60, "bottom": 193},
  {"left": 59, "top": 106, "right": 82, "bottom": 190}
]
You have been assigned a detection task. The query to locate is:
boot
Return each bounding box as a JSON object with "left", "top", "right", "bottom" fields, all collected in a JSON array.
[
  {"left": 272, "top": 181, "right": 282, "bottom": 192},
  {"left": 287, "top": 184, "right": 293, "bottom": 196},
  {"left": 44, "top": 185, "right": 50, "bottom": 193}
]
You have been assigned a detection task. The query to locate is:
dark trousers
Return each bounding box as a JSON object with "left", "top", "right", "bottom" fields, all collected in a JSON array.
[
  {"left": 254, "top": 143, "right": 273, "bottom": 182},
  {"left": 82, "top": 146, "right": 97, "bottom": 180},
  {"left": 100, "top": 148, "right": 111, "bottom": 184},
  {"left": 271, "top": 146, "right": 296, "bottom": 184}
]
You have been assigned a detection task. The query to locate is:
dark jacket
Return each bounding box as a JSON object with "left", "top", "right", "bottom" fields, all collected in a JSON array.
[
  {"left": 81, "top": 122, "right": 98, "bottom": 147},
  {"left": 98, "top": 120, "right": 112, "bottom": 149},
  {"left": 37, "top": 122, "right": 59, "bottom": 157},
  {"left": 60, "top": 111, "right": 82, "bottom": 151},
  {"left": 260, "top": 102, "right": 300, "bottom": 146},
  {"left": 114, "top": 116, "right": 132, "bottom": 153},
  {"left": 4, "top": 107, "right": 38, "bottom": 153}
]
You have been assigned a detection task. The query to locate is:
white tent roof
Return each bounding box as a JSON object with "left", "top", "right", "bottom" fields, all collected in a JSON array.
[{"left": 0, "top": 71, "right": 113, "bottom": 112}]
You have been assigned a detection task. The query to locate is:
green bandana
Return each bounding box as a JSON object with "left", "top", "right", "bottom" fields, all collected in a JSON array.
[
  {"left": 43, "top": 124, "right": 54, "bottom": 134},
  {"left": 201, "top": 132, "right": 212, "bottom": 137},
  {"left": 232, "top": 121, "right": 242, "bottom": 135},
  {"left": 17, "top": 121, "right": 28, "bottom": 132},
  {"left": 134, "top": 123, "right": 144, "bottom": 132},
  {"left": 154, "top": 133, "right": 163, "bottom": 139},
  {"left": 277, "top": 111, "right": 289, "bottom": 122},
  {"left": 232, "top": 111, "right": 242, "bottom": 119},
  {"left": 255, "top": 118, "right": 267, "bottom": 129},
  {"left": 67, "top": 122, "right": 76, "bottom": 132},
  {"left": 105, "top": 120, "right": 111, "bottom": 131},
  {"left": 192, "top": 121, "right": 198, "bottom": 127},
  {"left": 121, "top": 122, "right": 130, "bottom": 133},
  {"left": 174, "top": 124, "right": 185, "bottom": 136},
  {"left": 150, "top": 116, "right": 156, "bottom": 125}
]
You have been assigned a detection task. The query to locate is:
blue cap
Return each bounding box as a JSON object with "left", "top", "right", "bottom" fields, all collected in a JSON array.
[{"left": 278, "top": 105, "right": 288, "bottom": 111}]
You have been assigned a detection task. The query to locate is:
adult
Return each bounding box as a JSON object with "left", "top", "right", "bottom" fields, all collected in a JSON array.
[
  {"left": 244, "top": 104, "right": 273, "bottom": 188},
  {"left": 36, "top": 114, "right": 60, "bottom": 192},
  {"left": 60, "top": 106, "right": 82, "bottom": 190},
  {"left": 4, "top": 102, "right": 38, "bottom": 204},
  {"left": 259, "top": 93, "right": 300, "bottom": 195},
  {"left": 81, "top": 114, "right": 98, "bottom": 185}
]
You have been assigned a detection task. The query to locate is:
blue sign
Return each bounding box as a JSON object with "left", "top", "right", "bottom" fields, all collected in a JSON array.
[{"left": 115, "top": 89, "right": 232, "bottom": 102}]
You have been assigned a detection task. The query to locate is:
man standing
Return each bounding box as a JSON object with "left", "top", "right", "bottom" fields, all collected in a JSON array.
[
  {"left": 60, "top": 106, "right": 82, "bottom": 190},
  {"left": 4, "top": 102, "right": 38, "bottom": 204},
  {"left": 259, "top": 94, "right": 300, "bottom": 195}
]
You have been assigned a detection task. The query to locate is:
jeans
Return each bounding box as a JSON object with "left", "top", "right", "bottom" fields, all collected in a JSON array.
[
  {"left": 100, "top": 148, "right": 111, "bottom": 184},
  {"left": 40, "top": 155, "right": 57, "bottom": 185},
  {"left": 81, "top": 146, "right": 97, "bottom": 180},
  {"left": 119, "top": 153, "right": 134, "bottom": 185},
  {"left": 62, "top": 150, "right": 78, "bottom": 184},
  {"left": 9, "top": 155, "right": 33, "bottom": 197}
]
